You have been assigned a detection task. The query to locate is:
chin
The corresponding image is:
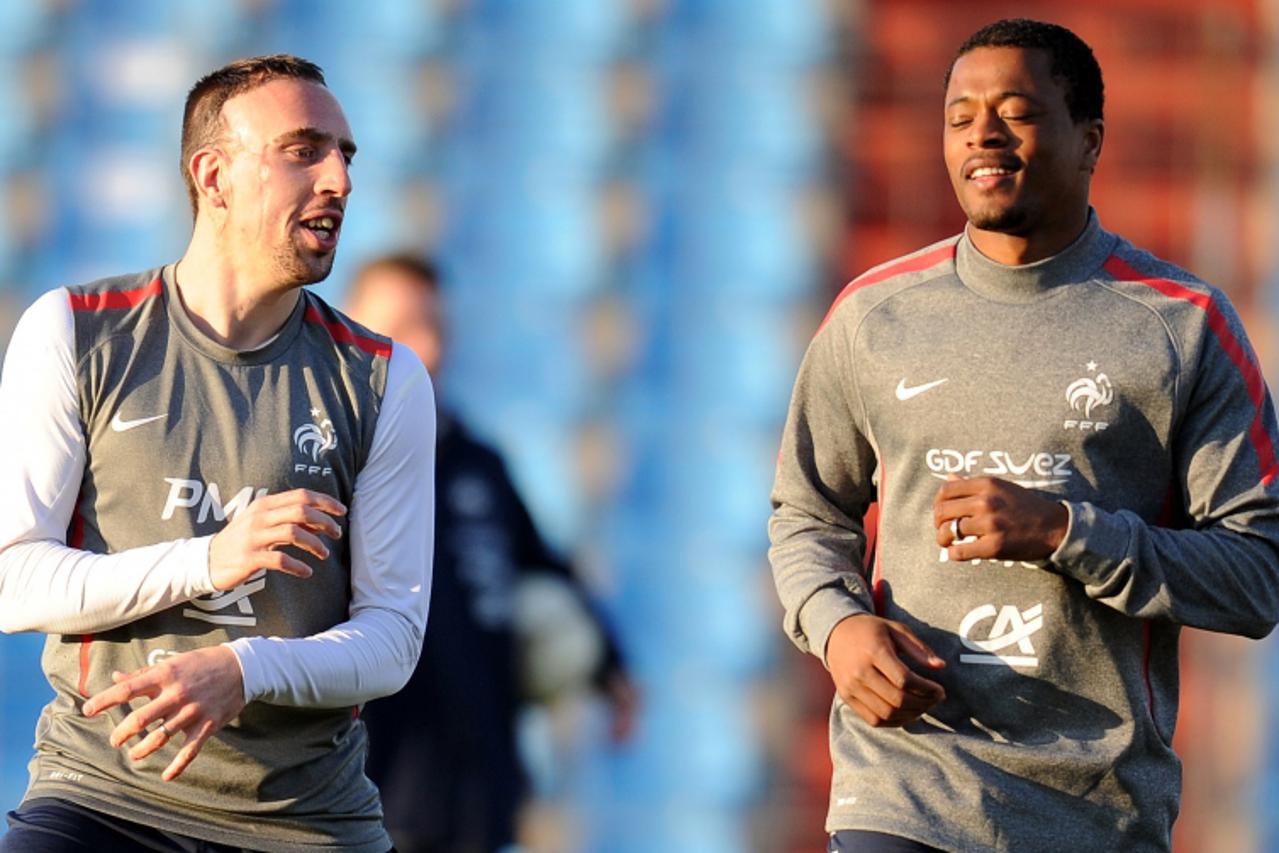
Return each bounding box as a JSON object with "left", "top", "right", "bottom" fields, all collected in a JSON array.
[
  {"left": 307, "top": 254, "right": 336, "bottom": 284},
  {"left": 966, "top": 203, "right": 1029, "bottom": 234},
  {"left": 276, "top": 249, "right": 335, "bottom": 287}
]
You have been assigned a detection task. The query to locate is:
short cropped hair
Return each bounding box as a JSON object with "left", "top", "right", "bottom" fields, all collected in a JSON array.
[
  {"left": 945, "top": 18, "right": 1104, "bottom": 124},
  {"left": 349, "top": 253, "right": 442, "bottom": 300},
  {"left": 180, "top": 54, "right": 327, "bottom": 215}
]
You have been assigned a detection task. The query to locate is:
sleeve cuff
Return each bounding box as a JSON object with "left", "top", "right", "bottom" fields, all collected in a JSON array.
[
  {"left": 188, "top": 535, "right": 218, "bottom": 597},
  {"left": 224, "top": 637, "right": 262, "bottom": 704},
  {"left": 797, "top": 587, "right": 871, "bottom": 669},
  {"left": 1049, "top": 500, "right": 1128, "bottom": 585}
]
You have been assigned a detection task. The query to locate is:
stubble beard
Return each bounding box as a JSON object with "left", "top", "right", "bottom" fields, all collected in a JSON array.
[
  {"left": 272, "top": 240, "right": 335, "bottom": 288},
  {"left": 965, "top": 200, "right": 1030, "bottom": 234}
]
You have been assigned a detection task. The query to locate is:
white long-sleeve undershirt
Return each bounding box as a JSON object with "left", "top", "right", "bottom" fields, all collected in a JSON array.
[{"left": 0, "top": 288, "right": 435, "bottom": 707}]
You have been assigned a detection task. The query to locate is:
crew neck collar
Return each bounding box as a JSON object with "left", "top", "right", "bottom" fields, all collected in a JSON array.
[
  {"left": 162, "top": 264, "right": 307, "bottom": 365},
  {"left": 955, "top": 209, "right": 1116, "bottom": 303}
]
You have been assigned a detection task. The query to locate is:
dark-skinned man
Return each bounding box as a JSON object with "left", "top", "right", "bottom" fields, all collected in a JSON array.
[{"left": 770, "top": 18, "right": 1279, "bottom": 853}]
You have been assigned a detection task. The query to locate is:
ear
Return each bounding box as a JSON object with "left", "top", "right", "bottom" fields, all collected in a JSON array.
[
  {"left": 189, "top": 147, "right": 228, "bottom": 211},
  {"left": 1081, "top": 119, "right": 1104, "bottom": 174}
]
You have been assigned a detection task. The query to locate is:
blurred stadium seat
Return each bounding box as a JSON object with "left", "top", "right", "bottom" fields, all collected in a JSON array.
[
  {"left": 4, "top": 2, "right": 1274, "bottom": 852},
  {"left": 0, "top": 1, "right": 827, "bottom": 847}
]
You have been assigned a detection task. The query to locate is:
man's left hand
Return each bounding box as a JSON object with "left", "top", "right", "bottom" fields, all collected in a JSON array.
[
  {"left": 81, "top": 645, "right": 246, "bottom": 782},
  {"left": 933, "top": 476, "right": 1068, "bottom": 562}
]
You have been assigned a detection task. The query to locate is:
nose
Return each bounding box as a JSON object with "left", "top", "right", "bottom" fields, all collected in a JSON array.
[
  {"left": 316, "top": 147, "right": 351, "bottom": 198},
  {"left": 969, "top": 110, "right": 1010, "bottom": 149}
]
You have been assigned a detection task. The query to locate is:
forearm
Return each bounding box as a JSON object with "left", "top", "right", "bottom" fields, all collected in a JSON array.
[
  {"left": 229, "top": 343, "right": 434, "bottom": 708},
  {"left": 227, "top": 606, "right": 422, "bottom": 706},
  {"left": 0, "top": 536, "right": 217, "bottom": 634},
  {"left": 769, "top": 504, "right": 874, "bottom": 660},
  {"left": 1052, "top": 500, "right": 1279, "bottom": 637},
  {"left": 770, "top": 314, "right": 878, "bottom": 661}
]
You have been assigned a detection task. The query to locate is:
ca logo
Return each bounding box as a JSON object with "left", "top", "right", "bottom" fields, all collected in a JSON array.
[{"left": 958, "top": 603, "right": 1043, "bottom": 668}]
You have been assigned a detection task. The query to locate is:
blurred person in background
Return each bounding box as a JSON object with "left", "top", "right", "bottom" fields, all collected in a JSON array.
[
  {"left": 769, "top": 17, "right": 1279, "bottom": 853},
  {"left": 345, "top": 253, "right": 637, "bottom": 853},
  {"left": 0, "top": 55, "right": 434, "bottom": 852}
]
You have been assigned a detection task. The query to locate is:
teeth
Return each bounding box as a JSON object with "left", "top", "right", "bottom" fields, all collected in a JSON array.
[
  {"left": 971, "top": 167, "right": 1013, "bottom": 179},
  {"left": 305, "top": 216, "right": 336, "bottom": 230}
]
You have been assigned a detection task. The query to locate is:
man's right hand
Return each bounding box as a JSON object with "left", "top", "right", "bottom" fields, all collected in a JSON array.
[
  {"left": 826, "top": 613, "right": 947, "bottom": 728},
  {"left": 207, "top": 489, "right": 346, "bottom": 591}
]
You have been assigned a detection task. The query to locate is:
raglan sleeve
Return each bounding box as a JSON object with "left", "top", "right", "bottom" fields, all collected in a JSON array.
[
  {"left": 768, "top": 305, "right": 879, "bottom": 664},
  {"left": 228, "top": 341, "right": 434, "bottom": 706},
  {"left": 0, "top": 289, "right": 218, "bottom": 634},
  {"left": 1049, "top": 291, "right": 1279, "bottom": 637}
]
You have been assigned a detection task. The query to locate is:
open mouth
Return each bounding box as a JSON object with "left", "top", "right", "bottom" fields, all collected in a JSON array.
[
  {"left": 301, "top": 215, "right": 339, "bottom": 241},
  {"left": 964, "top": 162, "right": 1021, "bottom": 195},
  {"left": 965, "top": 159, "right": 1021, "bottom": 185},
  {"left": 969, "top": 166, "right": 1015, "bottom": 179}
]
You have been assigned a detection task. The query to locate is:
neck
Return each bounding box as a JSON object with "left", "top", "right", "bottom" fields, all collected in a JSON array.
[
  {"left": 174, "top": 221, "right": 301, "bottom": 351},
  {"left": 966, "top": 205, "right": 1091, "bottom": 266},
  {"left": 954, "top": 208, "right": 1113, "bottom": 303}
]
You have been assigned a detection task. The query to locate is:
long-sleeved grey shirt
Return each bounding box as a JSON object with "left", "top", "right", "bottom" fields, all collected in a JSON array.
[{"left": 769, "top": 212, "right": 1279, "bottom": 852}]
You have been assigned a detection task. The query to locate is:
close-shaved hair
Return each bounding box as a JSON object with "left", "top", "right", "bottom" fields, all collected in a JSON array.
[
  {"left": 946, "top": 18, "right": 1104, "bottom": 124},
  {"left": 179, "top": 54, "right": 327, "bottom": 216}
]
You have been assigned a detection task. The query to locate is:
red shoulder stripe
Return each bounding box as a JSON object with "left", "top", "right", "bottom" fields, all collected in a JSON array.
[
  {"left": 1104, "top": 255, "right": 1278, "bottom": 486},
  {"left": 871, "top": 468, "right": 887, "bottom": 616},
  {"left": 78, "top": 635, "right": 93, "bottom": 698},
  {"left": 304, "top": 306, "right": 392, "bottom": 358},
  {"left": 67, "top": 277, "right": 162, "bottom": 312},
  {"left": 816, "top": 243, "right": 956, "bottom": 336}
]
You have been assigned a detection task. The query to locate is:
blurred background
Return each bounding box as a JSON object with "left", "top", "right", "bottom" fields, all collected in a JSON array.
[{"left": 0, "top": 0, "right": 1276, "bottom": 850}]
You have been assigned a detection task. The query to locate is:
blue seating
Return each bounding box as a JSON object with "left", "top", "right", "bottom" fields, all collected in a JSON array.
[{"left": 0, "top": 2, "right": 840, "bottom": 848}]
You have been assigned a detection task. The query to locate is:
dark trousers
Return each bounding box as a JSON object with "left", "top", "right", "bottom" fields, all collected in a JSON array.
[
  {"left": 829, "top": 829, "right": 946, "bottom": 852},
  {"left": 2, "top": 798, "right": 395, "bottom": 853}
]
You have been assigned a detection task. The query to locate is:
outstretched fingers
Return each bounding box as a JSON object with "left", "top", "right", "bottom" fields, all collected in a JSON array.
[
  {"left": 162, "top": 718, "right": 219, "bottom": 782},
  {"left": 83, "top": 646, "right": 247, "bottom": 781}
]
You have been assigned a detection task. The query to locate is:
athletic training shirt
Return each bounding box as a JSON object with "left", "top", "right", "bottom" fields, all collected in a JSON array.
[
  {"left": 770, "top": 212, "right": 1279, "bottom": 852},
  {"left": 0, "top": 266, "right": 435, "bottom": 853}
]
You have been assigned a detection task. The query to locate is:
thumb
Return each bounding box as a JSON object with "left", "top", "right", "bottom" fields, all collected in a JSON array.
[{"left": 888, "top": 623, "right": 945, "bottom": 669}]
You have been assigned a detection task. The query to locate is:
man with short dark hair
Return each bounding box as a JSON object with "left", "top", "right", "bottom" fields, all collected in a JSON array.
[
  {"left": 345, "top": 254, "right": 635, "bottom": 853},
  {"left": 770, "top": 18, "right": 1279, "bottom": 852},
  {"left": 0, "top": 55, "right": 434, "bottom": 852}
]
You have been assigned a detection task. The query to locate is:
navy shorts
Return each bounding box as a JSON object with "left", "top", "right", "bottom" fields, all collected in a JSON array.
[
  {"left": 1, "top": 798, "right": 395, "bottom": 853},
  {"left": 829, "top": 830, "right": 946, "bottom": 852}
]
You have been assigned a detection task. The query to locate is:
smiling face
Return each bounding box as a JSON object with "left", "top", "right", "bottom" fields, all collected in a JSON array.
[
  {"left": 212, "top": 77, "right": 356, "bottom": 288},
  {"left": 943, "top": 46, "right": 1102, "bottom": 260}
]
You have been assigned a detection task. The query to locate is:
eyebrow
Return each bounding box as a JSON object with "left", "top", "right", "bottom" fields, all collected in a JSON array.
[
  {"left": 945, "top": 90, "right": 1039, "bottom": 110},
  {"left": 274, "top": 126, "right": 358, "bottom": 160}
]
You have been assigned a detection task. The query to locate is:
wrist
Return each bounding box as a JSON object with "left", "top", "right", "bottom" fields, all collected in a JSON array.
[
  {"left": 222, "top": 639, "right": 253, "bottom": 704},
  {"left": 1046, "top": 500, "right": 1070, "bottom": 553}
]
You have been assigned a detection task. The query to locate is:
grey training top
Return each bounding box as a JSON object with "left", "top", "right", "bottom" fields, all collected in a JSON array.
[
  {"left": 769, "top": 212, "right": 1279, "bottom": 852},
  {"left": 26, "top": 266, "right": 395, "bottom": 852}
]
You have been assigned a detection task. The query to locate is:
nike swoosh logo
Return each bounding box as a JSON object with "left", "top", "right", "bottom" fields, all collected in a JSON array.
[
  {"left": 895, "top": 378, "right": 947, "bottom": 401},
  {"left": 110, "top": 412, "right": 166, "bottom": 432}
]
